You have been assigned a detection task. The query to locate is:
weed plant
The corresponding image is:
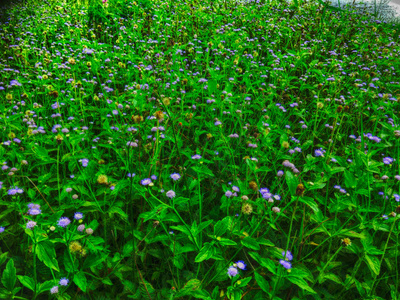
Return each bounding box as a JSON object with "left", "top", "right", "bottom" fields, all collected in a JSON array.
[{"left": 1, "top": 0, "right": 400, "bottom": 299}]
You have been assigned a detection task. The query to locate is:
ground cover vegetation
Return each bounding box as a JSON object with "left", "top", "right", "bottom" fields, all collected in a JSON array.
[{"left": 1, "top": 0, "right": 400, "bottom": 298}]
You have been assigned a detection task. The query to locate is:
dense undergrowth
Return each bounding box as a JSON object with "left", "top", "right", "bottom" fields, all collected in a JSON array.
[{"left": 1, "top": 0, "right": 400, "bottom": 299}]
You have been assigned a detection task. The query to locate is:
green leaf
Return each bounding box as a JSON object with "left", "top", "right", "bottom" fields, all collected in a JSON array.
[
  {"left": 285, "top": 171, "right": 297, "bottom": 196},
  {"left": 218, "top": 238, "right": 237, "bottom": 246},
  {"left": 0, "top": 253, "right": 8, "bottom": 267},
  {"left": 208, "top": 79, "right": 217, "bottom": 94},
  {"left": 298, "top": 197, "right": 320, "bottom": 213},
  {"left": 286, "top": 276, "right": 317, "bottom": 294},
  {"left": 17, "top": 276, "right": 35, "bottom": 291},
  {"left": 255, "top": 272, "right": 270, "bottom": 294},
  {"left": 37, "top": 280, "right": 55, "bottom": 294},
  {"left": 241, "top": 236, "right": 260, "bottom": 250},
  {"left": 195, "top": 243, "right": 215, "bottom": 263},
  {"left": 1, "top": 259, "right": 16, "bottom": 291},
  {"left": 83, "top": 253, "right": 107, "bottom": 269},
  {"left": 344, "top": 170, "right": 357, "bottom": 189},
  {"left": 365, "top": 255, "right": 380, "bottom": 276},
  {"left": 36, "top": 241, "right": 59, "bottom": 272},
  {"left": 214, "top": 217, "right": 230, "bottom": 237},
  {"left": 123, "top": 240, "right": 134, "bottom": 257},
  {"left": 64, "top": 250, "right": 78, "bottom": 273},
  {"left": 73, "top": 272, "right": 87, "bottom": 293},
  {"left": 108, "top": 206, "right": 128, "bottom": 223}
]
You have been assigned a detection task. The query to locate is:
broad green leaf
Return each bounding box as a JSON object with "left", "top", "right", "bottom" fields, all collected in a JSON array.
[
  {"left": 214, "top": 217, "right": 230, "bottom": 237},
  {"left": 344, "top": 170, "right": 357, "bottom": 189},
  {"left": 241, "top": 236, "right": 260, "bottom": 250},
  {"left": 17, "top": 276, "right": 35, "bottom": 291},
  {"left": 287, "top": 276, "right": 317, "bottom": 294},
  {"left": 123, "top": 240, "right": 134, "bottom": 257},
  {"left": 73, "top": 272, "right": 87, "bottom": 293},
  {"left": 36, "top": 241, "right": 59, "bottom": 272},
  {"left": 299, "top": 197, "right": 320, "bottom": 213},
  {"left": 64, "top": 250, "right": 78, "bottom": 273},
  {"left": 195, "top": 243, "right": 215, "bottom": 263},
  {"left": 0, "top": 253, "right": 8, "bottom": 267},
  {"left": 255, "top": 272, "right": 270, "bottom": 294},
  {"left": 1, "top": 259, "right": 16, "bottom": 291},
  {"left": 285, "top": 171, "right": 297, "bottom": 196},
  {"left": 218, "top": 238, "right": 237, "bottom": 246},
  {"left": 37, "top": 280, "right": 55, "bottom": 294},
  {"left": 83, "top": 253, "right": 107, "bottom": 269},
  {"left": 365, "top": 255, "right": 380, "bottom": 276}
]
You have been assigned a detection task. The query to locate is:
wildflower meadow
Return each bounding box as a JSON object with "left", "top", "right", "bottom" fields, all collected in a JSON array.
[{"left": 1, "top": 0, "right": 400, "bottom": 298}]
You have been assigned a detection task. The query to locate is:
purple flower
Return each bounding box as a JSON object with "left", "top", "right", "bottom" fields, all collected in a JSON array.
[
  {"left": 66, "top": 188, "right": 72, "bottom": 193},
  {"left": 26, "top": 221, "right": 37, "bottom": 229},
  {"left": 80, "top": 158, "right": 89, "bottom": 167},
  {"left": 170, "top": 173, "right": 181, "bottom": 181},
  {"left": 232, "top": 186, "right": 240, "bottom": 192},
  {"left": 225, "top": 191, "right": 233, "bottom": 198},
  {"left": 57, "top": 217, "right": 71, "bottom": 228},
  {"left": 227, "top": 266, "right": 238, "bottom": 277},
  {"left": 0, "top": 227, "right": 5, "bottom": 233},
  {"left": 314, "top": 149, "right": 325, "bottom": 157},
  {"left": 77, "top": 224, "right": 85, "bottom": 232},
  {"left": 50, "top": 286, "right": 59, "bottom": 294},
  {"left": 282, "top": 250, "right": 293, "bottom": 261},
  {"left": 279, "top": 259, "right": 292, "bottom": 269},
  {"left": 277, "top": 170, "right": 284, "bottom": 177},
  {"left": 141, "top": 178, "right": 152, "bottom": 186},
  {"left": 192, "top": 154, "right": 202, "bottom": 159},
  {"left": 166, "top": 190, "right": 176, "bottom": 198},
  {"left": 151, "top": 175, "right": 158, "bottom": 180},
  {"left": 59, "top": 278, "right": 69, "bottom": 286},
  {"left": 74, "top": 212, "right": 83, "bottom": 220},
  {"left": 383, "top": 157, "right": 394, "bottom": 165},
  {"left": 235, "top": 260, "right": 247, "bottom": 270},
  {"left": 395, "top": 175, "right": 400, "bottom": 181}
]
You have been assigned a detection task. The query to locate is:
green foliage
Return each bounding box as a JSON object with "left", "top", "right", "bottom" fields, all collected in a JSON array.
[{"left": 1, "top": 0, "right": 400, "bottom": 298}]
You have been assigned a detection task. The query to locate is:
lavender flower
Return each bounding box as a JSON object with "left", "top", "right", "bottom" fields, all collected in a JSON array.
[
  {"left": 166, "top": 190, "right": 176, "bottom": 198},
  {"left": 74, "top": 212, "right": 83, "bottom": 220},
  {"left": 383, "top": 157, "right": 394, "bottom": 165},
  {"left": 57, "top": 217, "right": 71, "bottom": 228},
  {"left": 235, "top": 260, "right": 247, "bottom": 270},
  {"left": 80, "top": 158, "right": 89, "bottom": 167},
  {"left": 170, "top": 173, "right": 181, "bottom": 181},
  {"left": 279, "top": 260, "right": 292, "bottom": 269},
  {"left": 141, "top": 178, "right": 152, "bottom": 185},
  {"left": 225, "top": 191, "right": 233, "bottom": 198},
  {"left": 227, "top": 266, "right": 238, "bottom": 277},
  {"left": 0, "top": 227, "right": 5, "bottom": 233},
  {"left": 50, "top": 286, "right": 59, "bottom": 294},
  {"left": 77, "top": 224, "right": 85, "bottom": 232},
  {"left": 192, "top": 154, "right": 202, "bottom": 159},
  {"left": 59, "top": 278, "right": 69, "bottom": 286},
  {"left": 26, "top": 221, "right": 37, "bottom": 229}
]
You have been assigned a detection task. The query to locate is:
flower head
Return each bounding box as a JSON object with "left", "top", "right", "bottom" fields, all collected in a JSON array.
[
  {"left": 57, "top": 217, "right": 71, "bottom": 228},
  {"left": 0, "top": 227, "right": 5, "bottom": 233},
  {"left": 170, "top": 173, "right": 181, "bottom": 181},
  {"left": 141, "top": 178, "right": 152, "bottom": 186},
  {"left": 74, "top": 212, "right": 83, "bottom": 220},
  {"left": 227, "top": 266, "right": 239, "bottom": 277},
  {"left": 59, "top": 278, "right": 69, "bottom": 286},
  {"left": 26, "top": 221, "right": 37, "bottom": 230},
  {"left": 50, "top": 286, "right": 59, "bottom": 294},
  {"left": 279, "top": 259, "right": 292, "bottom": 269},
  {"left": 166, "top": 190, "right": 176, "bottom": 198},
  {"left": 282, "top": 250, "right": 293, "bottom": 261},
  {"left": 235, "top": 260, "right": 247, "bottom": 270}
]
